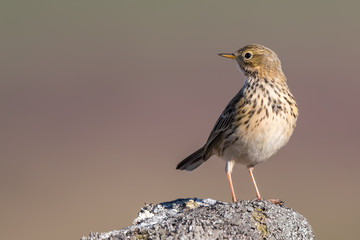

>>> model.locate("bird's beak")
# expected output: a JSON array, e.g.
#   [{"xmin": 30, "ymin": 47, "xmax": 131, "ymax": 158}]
[{"xmin": 218, "ymin": 53, "xmax": 236, "ymax": 59}]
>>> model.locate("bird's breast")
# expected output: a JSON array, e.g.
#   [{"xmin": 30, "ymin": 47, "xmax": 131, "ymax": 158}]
[{"xmin": 221, "ymin": 79, "xmax": 297, "ymax": 166}]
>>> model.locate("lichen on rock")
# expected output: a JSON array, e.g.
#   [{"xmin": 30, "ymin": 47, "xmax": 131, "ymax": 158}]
[{"xmin": 82, "ymin": 198, "xmax": 314, "ymax": 240}]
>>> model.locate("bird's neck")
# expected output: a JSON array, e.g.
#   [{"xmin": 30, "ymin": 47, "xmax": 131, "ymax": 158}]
[
  {"xmin": 245, "ymin": 75, "xmax": 286, "ymax": 88},
  {"xmin": 244, "ymin": 68, "xmax": 286, "ymax": 84}
]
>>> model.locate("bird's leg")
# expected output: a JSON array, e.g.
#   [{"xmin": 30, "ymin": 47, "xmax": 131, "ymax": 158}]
[
  {"xmin": 225, "ymin": 160, "xmax": 237, "ymax": 202},
  {"xmin": 248, "ymin": 166, "xmax": 262, "ymax": 200},
  {"xmin": 226, "ymin": 173, "xmax": 237, "ymax": 203},
  {"xmin": 248, "ymin": 166, "xmax": 284, "ymax": 205}
]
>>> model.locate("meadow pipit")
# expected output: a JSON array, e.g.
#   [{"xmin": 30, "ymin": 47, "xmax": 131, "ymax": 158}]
[{"xmin": 176, "ymin": 44, "xmax": 298, "ymax": 203}]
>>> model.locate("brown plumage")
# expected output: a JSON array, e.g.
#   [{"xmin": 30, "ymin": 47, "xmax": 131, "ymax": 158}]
[{"xmin": 176, "ymin": 44, "xmax": 298, "ymax": 202}]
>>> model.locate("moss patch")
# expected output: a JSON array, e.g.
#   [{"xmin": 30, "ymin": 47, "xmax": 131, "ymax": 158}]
[
  {"xmin": 252, "ymin": 208, "xmax": 269, "ymax": 238},
  {"xmin": 135, "ymin": 230, "xmax": 149, "ymax": 240}
]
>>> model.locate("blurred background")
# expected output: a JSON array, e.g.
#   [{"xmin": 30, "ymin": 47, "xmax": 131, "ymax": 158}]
[{"xmin": 1, "ymin": 1, "xmax": 360, "ymax": 239}]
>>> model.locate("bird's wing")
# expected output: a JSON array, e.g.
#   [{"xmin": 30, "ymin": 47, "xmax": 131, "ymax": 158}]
[{"xmin": 203, "ymin": 88, "xmax": 244, "ymax": 159}]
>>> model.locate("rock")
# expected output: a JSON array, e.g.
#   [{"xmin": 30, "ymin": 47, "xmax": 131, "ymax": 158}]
[{"xmin": 81, "ymin": 198, "xmax": 314, "ymax": 240}]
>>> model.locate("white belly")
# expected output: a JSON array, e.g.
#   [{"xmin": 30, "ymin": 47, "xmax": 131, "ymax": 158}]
[{"xmin": 222, "ymin": 116, "xmax": 293, "ymax": 167}]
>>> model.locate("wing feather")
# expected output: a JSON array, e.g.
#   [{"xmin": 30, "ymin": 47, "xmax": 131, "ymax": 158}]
[{"xmin": 203, "ymin": 88, "xmax": 244, "ymax": 159}]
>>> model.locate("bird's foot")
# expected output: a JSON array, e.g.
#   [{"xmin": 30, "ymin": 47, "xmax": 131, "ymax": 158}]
[
  {"xmin": 253, "ymin": 197, "xmax": 284, "ymax": 206},
  {"xmin": 266, "ymin": 198, "xmax": 284, "ymax": 206}
]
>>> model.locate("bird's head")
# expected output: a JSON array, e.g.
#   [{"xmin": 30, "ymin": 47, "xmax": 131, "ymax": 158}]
[{"xmin": 219, "ymin": 44, "xmax": 284, "ymax": 80}]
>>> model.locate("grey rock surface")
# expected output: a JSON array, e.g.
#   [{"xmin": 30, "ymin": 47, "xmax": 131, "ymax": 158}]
[{"xmin": 82, "ymin": 198, "xmax": 314, "ymax": 240}]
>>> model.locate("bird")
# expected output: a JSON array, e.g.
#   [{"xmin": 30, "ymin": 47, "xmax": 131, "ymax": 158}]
[{"xmin": 176, "ymin": 44, "xmax": 298, "ymax": 203}]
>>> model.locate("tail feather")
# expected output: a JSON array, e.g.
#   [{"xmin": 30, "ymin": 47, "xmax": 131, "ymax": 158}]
[{"xmin": 176, "ymin": 146, "xmax": 206, "ymax": 171}]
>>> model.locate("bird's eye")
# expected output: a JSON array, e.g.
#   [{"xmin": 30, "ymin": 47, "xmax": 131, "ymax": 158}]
[{"xmin": 244, "ymin": 52, "xmax": 252, "ymax": 59}]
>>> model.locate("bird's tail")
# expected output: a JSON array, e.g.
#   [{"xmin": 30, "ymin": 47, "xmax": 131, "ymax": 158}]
[{"xmin": 176, "ymin": 146, "xmax": 206, "ymax": 171}]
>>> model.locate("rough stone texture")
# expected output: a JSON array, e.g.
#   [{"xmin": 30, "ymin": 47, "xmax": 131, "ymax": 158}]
[{"xmin": 82, "ymin": 198, "xmax": 314, "ymax": 240}]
